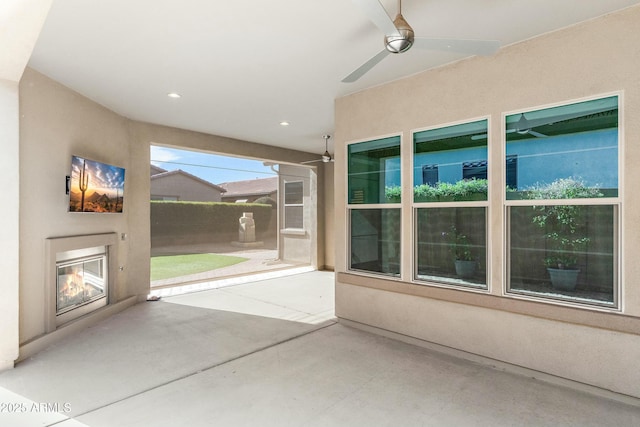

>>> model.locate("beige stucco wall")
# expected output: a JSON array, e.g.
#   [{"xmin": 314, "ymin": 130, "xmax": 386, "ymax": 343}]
[
  {"xmin": 279, "ymin": 164, "xmax": 317, "ymax": 266},
  {"xmin": 334, "ymin": 5, "xmax": 640, "ymax": 397},
  {"xmin": 323, "ymin": 163, "xmax": 335, "ymax": 270},
  {"xmin": 19, "ymin": 68, "xmax": 134, "ymax": 344}
]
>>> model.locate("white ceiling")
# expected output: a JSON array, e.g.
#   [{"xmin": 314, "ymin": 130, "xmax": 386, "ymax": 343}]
[{"xmin": 28, "ymin": 0, "xmax": 640, "ymax": 155}]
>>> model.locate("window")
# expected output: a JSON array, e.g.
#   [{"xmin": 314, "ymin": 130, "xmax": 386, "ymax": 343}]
[
  {"xmin": 506, "ymin": 95, "xmax": 619, "ymax": 307},
  {"xmin": 413, "ymin": 119, "xmax": 488, "ymax": 289},
  {"xmin": 415, "ymin": 207, "xmax": 486, "ymax": 288},
  {"xmin": 461, "ymin": 157, "xmax": 518, "ymax": 188},
  {"xmin": 350, "ymin": 209, "xmax": 401, "ymax": 276},
  {"xmin": 422, "ymin": 164, "xmax": 439, "ymax": 186},
  {"xmin": 284, "ymin": 181, "xmax": 304, "ymax": 229},
  {"xmin": 462, "ymin": 160, "xmax": 487, "ymax": 181},
  {"xmin": 348, "ymin": 136, "xmax": 401, "ymax": 276}
]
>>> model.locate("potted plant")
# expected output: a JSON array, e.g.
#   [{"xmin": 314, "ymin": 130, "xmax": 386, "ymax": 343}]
[
  {"xmin": 528, "ymin": 178, "xmax": 602, "ymax": 290},
  {"xmin": 443, "ymin": 226, "xmax": 476, "ymax": 278}
]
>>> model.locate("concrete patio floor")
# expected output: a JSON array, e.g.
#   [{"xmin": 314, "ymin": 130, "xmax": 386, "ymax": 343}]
[{"xmin": 1, "ymin": 270, "xmax": 639, "ymax": 427}]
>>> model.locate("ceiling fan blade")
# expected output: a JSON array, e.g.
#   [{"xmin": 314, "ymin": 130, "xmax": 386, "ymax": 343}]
[
  {"xmin": 508, "ymin": 106, "xmax": 616, "ymax": 132},
  {"xmin": 300, "ymin": 159, "xmax": 323, "ymax": 164},
  {"xmin": 528, "ymin": 130, "xmax": 548, "ymax": 138},
  {"xmin": 413, "ymin": 38, "xmax": 500, "ymax": 55},
  {"xmin": 342, "ymin": 49, "xmax": 390, "ymax": 83},
  {"xmin": 351, "ymin": 0, "xmax": 400, "ymax": 36}
]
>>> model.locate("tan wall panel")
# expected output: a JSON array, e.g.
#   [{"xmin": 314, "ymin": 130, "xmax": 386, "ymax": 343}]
[{"xmin": 334, "ymin": 5, "xmax": 640, "ymax": 397}]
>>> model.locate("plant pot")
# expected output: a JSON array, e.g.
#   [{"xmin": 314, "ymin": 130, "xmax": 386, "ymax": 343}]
[
  {"xmin": 455, "ymin": 260, "xmax": 476, "ymax": 278},
  {"xmin": 547, "ymin": 268, "xmax": 580, "ymax": 291}
]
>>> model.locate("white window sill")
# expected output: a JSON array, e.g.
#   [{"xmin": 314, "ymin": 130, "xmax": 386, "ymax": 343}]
[{"xmin": 280, "ymin": 228, "xmax": 306, "ymax": 236}]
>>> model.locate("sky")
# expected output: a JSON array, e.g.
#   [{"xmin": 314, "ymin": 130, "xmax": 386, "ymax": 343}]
[
  {"xmin": 150, "ymin": 146, "xmax": 277, "ymax": 184},
  {"xmin": 71, "ymin": 155, "xmax": 125, "ymax": 196}
]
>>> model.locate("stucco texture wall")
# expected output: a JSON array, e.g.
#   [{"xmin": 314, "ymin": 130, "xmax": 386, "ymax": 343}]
[
  {"xmin": 334, "ymin": 5, "xmax": 640, "ymax": 397},
  {"xmin": 19, "ymin": 68, "xmax": 134, "ymax": 343}
]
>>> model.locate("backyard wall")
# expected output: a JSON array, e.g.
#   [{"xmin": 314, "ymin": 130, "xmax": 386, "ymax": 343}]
[
  {"xmin": 150, "ymin": 201, "xmax": 273, "ymax": 247},
  {"xmin": 334, "ymin": 5, "xmax": 640, "ymax": 398}
]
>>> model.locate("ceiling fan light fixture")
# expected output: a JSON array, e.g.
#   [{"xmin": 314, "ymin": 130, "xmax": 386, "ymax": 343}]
[
  {"xmin": 515, "ymin": 113, "xmax": 530, "ymax": 134},
  {"xmin": 384, "ymin": 14, "xmax": 414, "ymax": 53}
]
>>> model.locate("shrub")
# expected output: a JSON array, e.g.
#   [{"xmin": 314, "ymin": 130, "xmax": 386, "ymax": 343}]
[
  {"xmin": 151, "ymin": 201, "xmax": 272, "ymax": 246},
  {"xmin": 253, "ymin": 196, "xmax": 277, "ymax": 208},
  {"xmin": 385, "ymin": 178, "xmax": 488, "ymax": 202},
  {"xmin": 527, "ymin": 178, "xmax": 603, "ymax": 268}
]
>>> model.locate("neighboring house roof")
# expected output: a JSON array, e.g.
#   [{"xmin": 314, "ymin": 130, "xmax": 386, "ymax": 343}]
[
  {"xmin": 150, "ymin": 164, "xmax": 168, "ymax": 175},
  {"xmin": 151, "ymin": 169, "xmax": 227, "ymax": 193},
  {"xmin": 218, "ymin": 177, "xmax": 277, "ymax": 198}
]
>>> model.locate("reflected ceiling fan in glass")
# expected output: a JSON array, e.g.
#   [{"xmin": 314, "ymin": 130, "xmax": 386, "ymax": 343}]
[{"xmin": 514, "ymin": 113, "xmax": 548, "ymax": 138}]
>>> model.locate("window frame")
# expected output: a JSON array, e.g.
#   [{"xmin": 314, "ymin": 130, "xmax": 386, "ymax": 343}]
[
  {"xmin": 346, "ymin": 133, "xmax": 403, "ymax": 279},
  {"xmin": 502, "ymin": 92, "xmax": 623, "ymax": 311},
  {"xmin": 410, "ymin": 116, "xmax": 492, "ymax": 292},
  {"xmin": 342, "ymin": 93, "xmax": 623, "ymax": 313},
  {"xmin": 283, "ymin": 180, "xmax": 304, "ymax": 230}
]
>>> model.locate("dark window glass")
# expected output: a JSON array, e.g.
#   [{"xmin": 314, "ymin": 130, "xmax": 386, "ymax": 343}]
[
  {"xmin": 415, "ymin": 207, "xmax": 487, "ymax": 289},
  {"xmin": 348, "ymin": 136, "xmax": 401, "ymax": 204},
  {"xmin": 350, "ymin": 209, "xmax": 401, "ymax": 276}
]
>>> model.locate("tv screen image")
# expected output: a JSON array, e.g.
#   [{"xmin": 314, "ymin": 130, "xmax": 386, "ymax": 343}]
[{"xmin": 69, "ymin": 156, "xmax": 125, "ymax": 213}]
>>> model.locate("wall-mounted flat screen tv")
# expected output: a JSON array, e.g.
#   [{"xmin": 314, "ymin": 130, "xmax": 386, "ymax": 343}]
[{"xmin": 69, "ymin": 156, "xmax": 125, "ymax": 213}]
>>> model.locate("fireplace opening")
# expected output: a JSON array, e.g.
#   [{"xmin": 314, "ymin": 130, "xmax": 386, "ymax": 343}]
[
  {"xmin": 52, "ymin": 243, "xmax": 109, "ymax": 326},
  {"xmin": 57, "ymin": 254, "xmax": 106, "ymax": 315}
]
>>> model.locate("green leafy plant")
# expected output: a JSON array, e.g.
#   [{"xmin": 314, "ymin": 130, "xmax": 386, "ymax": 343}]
[
  {"xmin": 442, "ymin": 226, "xmax": 474, "ymax": 261},
  {"xmin": 527, "ymin": 178, "xmax": 603, "ymax": 269},
  {"xmin": 385, "ymin": 178, "xmax": 488, "ymax": 203},
  {"xmin": 384, "ymin": 185, "xmax": 402, "ymax": 203}
]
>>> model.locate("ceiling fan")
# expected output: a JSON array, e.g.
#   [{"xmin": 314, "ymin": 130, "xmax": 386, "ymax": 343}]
[
  {"xmin": 471, "ymin": 114, "xmax": 547, "ymax": 140},
  {"xmin": 343, "ymin": 0, "xmax": 500, "ymax": 83},
  {"xmin": 302, "ymin": 135, "xmax": 334, "ymax": 164},
  {"xmin": 513, "ymin": 113, "xmax": 548, "ymax": 137}
]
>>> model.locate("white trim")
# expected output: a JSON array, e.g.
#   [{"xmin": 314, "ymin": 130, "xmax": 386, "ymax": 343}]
[
  {"xmin": 502, "ymin": 92, "xmax": 622, "ymax": 310},
  {"xmin": 345, "ymin": 133, "xmax": 403, "ymax": 277},
  {"xmin": 283, "ymin": 180, "xmax": 304, "ymax": 230},
  {"xmin": 409, "ymin": 116, "xmax": 492, "ymax": 293}
]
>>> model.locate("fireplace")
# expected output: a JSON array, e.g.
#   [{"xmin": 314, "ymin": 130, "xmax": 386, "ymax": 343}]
[
  {"xmin": 56, "ymin": 247, "xmax": 107, "ymax": 317},
  {"xmin": 46, "ymin": 233, "xmax": 118, "ymax": 331}
]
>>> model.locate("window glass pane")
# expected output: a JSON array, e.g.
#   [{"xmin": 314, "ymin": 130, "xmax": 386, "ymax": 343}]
[
  {"xmin": 348, "ymin": 136, "xmax": 401, "ymax": 204},
  {"xmin": 284, "ymin": 206, "xmax": 303, "ymax": 229},
  {"xmin": 413, "ymin": 120, "xmax": 488, "ymax": 203},
  {"xmin": 350, "ymin": 208, "xmax": 400, "ymax": 276},
  {"xmin": 415, "ymin": 207, "xmax": 487, "ymax": 289},
  {"xmin": 284, "ymin": 181, "xmax": 303, "ymax": 204},
  {"xmin": 509, "ymin": 205, "xmax": 616, "ymax": 306},
  {"xmin": 506, "ymin": 96, "xmax": 618, "ymax": 199}
]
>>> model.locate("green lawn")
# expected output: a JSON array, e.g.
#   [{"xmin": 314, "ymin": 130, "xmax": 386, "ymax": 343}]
[{"xmin": 150, "ymin": 253, "xmax": 248, "ymax": 281}]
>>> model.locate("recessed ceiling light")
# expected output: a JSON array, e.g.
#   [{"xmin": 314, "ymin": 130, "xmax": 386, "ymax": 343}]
[
  {"xmin": 167, "ymin": 92, "xmax": 181, "ymax": 99},
  {"xmin": 280, "ymin": 121, "xmax": 290, "ymax": 126}
]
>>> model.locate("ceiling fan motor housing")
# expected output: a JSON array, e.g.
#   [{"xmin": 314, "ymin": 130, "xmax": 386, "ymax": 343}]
[{"xmin": 384, "ymin": 14, "xmax": 414, "ymax": 53}]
